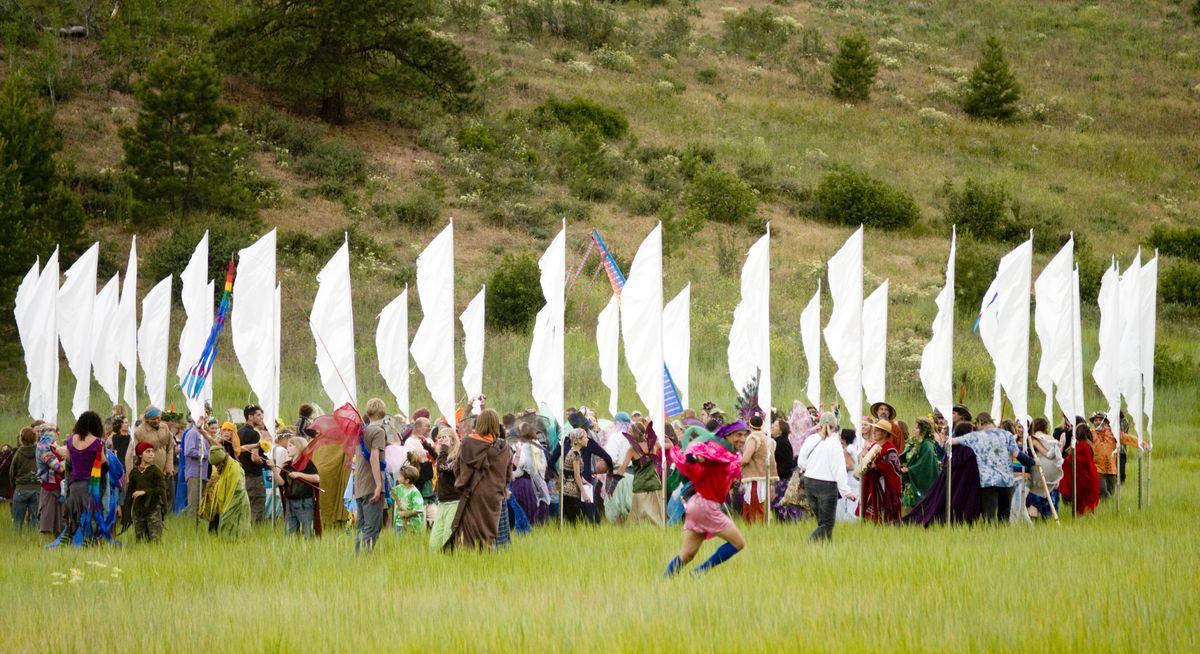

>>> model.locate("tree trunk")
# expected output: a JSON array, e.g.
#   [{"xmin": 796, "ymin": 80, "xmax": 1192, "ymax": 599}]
[{"xmin": 320, "ymin": 92, "xmax": 347, "ymax": 125}]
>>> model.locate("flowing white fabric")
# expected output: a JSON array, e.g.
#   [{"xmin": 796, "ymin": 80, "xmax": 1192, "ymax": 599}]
[
  {"xmin": 620, "ymin": 224, "xmax": 665, "ymax": 424},
  {"xmin": 22, "ymin": 251, "xmax": 59, "ymax": 422},
  {"xmin": 861, "ymin": 280, "xmax": 889, "ymax": 406},
  {"xmin": 596, "ymin": 295, "xmax": 620, "ymax": 418},
  {"xmin": 91, "ymin": 275, "xmax": 121, "ymax": 404},
  {"xmin": 15, "ymin": 258, "xmax": 41, "ymax": 415},
  {"xmin": 978, "ymin": 237, "xmax": 1032, "ymax": 422},
  {"xmin": 178, "ymin": 231, "xmax": 211, "ymax": 421},
  {"xmin": 376, "ymin": 288, "xmax": 410, "ymax": 416},
  {"xmin": 919, "ymin": 229, "xmax": 955, "ymax": 423},
  {"xmin": 1139, "ymin": 255, "xmax": 1158, "ymax": 445},
  {"xmin": 310, "ymin": 237, "xmax": 357, "ymax": 409},
  {"xmin": 138, "ymin": 276, "xmax": 172, "ymax": 410},
  {"xmin": 662, "ymin": 283, "xmax": 691, "ymax": 410},
  {"xmin": 58, "ymin": 243, "xmax": 99, "ymax": 418},
  {"xmin": 1034, "ymin": 237, "xmax": 1075, "ymax": 420},
  {"xmin": 233, "ymin": 229, "xmax": 278, "ymax": 434},
  {"xmin": 529, "ymin": 223, "xmax": 565, "ymax": 426},
  {"xmin": 799, "ymin": 282, "xmax": 822, "ymax": 410},
  {"xmin": 1118, "ymin": 251, "xmax": 1143, "ymax": 440},
  {"xmin": 824, "ymin": 227, "xmax": 863, "ymax": 435},
  {"xmin": 117, "ymin": 237, "xmax": 138, "ymax": 417},
  {"xmin": 1092, "ymin": 261, "xmax": 1122, "ymax": 428},
  {"xmin": 411, "ymin": 222, "xmax": 457, "ymax": 428},
  {"xmin": 460, "ymin": 286, "xmax": 486, "ymax": 406},
  {"xmin": 728, "ymin": 229, "xmax": 771, "ymax": 415}
]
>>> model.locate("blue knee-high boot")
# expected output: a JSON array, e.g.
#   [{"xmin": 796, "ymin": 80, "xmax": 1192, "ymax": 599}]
[
  {"xmin": 692, "ymin": 543, "xmax": 740, "ymax": 574},
  {"xmin": 663, "ymin": 556, "xmax": 684, "ymax": 578}
]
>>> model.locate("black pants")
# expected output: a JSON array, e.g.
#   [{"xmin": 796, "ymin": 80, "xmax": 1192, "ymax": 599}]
[
  {"xmin": 979, "ymin": 486, "xmax": 1014, "ymax": 522},
  {"xmin": 805, "ymin": 478, "xmax": 839, "ymax": 542},
  {"xmin": 563, "ymin": 495, "xmax": 584, "ymax": 524}
]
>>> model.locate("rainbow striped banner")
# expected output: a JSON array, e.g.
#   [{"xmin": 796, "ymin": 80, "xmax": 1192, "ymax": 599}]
[
  {"xmin": 180, "ymin": 259, "xmax": 235, "ymax": 401},
  {"xmin": 590, "ymin": 229, "xmax": 683, "ymax": 417}
]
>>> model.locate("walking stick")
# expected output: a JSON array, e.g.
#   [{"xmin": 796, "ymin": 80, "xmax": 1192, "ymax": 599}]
[
  {"xmin": 1027, "ymin": 435, "xmax": 1059, "ymax": 523},
  {"xmin": 1137, "ymin": 448, "xmax": 1143, "ymax": 510},
  {"xmin": 944, "ymin": 424, "xmax": 952, "ymax": 525},
  {"xmin": 1113, "ymin": 445, "xmax": 1120, "ymax": 515}
]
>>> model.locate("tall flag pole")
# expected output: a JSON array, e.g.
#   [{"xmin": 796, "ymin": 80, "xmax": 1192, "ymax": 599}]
[{"xmin": 181, "ymin": 260, "xmax": 235, "ymax": 405}]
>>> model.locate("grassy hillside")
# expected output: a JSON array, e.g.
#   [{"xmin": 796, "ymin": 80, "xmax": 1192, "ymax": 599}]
[{"xmin": 2, "ymin": 1, "xmax": 1199, "ymax": 437}]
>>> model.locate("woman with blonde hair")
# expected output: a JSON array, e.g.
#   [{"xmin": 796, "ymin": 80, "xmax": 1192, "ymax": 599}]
[
  {"xmin": 428, "ymin": 419, "xmax": 464, "ymax": 550},
  {"xmin": 561, "ymin": 429, "xmax": 589, "ymax": 524},
  {"xmin": 615, "ymin": 421, "xmax": 664, "ymax": 526},
  {"xmin": 447, "ymin": 409, "xmax": 513, "ymax": 550}
]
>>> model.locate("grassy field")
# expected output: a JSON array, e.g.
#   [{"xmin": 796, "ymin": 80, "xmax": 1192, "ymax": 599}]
[{"xmin": 3, "ymin": 413, "xmax": 1196, "ymax": 653}]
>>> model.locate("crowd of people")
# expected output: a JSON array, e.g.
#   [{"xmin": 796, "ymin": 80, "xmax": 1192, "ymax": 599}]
[{"xmin": 0, "ymin": 393, "xmax": 1149, "ymax": 564}]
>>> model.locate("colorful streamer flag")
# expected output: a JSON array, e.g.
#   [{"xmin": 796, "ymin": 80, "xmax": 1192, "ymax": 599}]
[
  {"xmin": 592, "ymin": 229, "xmax": 683, "ymax": 417},
  {"xmin": 181, "ymin": 260, "xmax": 235, "ymax": 404}
]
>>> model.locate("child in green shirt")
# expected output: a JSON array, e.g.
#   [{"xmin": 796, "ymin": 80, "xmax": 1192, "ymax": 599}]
[{"xmin": 393, "ymin": 465, "xmax": 425, "ymax": 534}]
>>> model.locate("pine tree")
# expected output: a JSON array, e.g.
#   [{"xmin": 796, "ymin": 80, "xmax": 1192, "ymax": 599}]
[
  {"xmin": 120, "ymin": 49, "xmax": 250, "ymax": 219},
  {"xmin": 960, "ymin": 36, "xmax": 1022, "ymax": 122},
  {"xmin": 829, "ymin": 32, "xmax": 878, "ymax": 102},
  {"xmin": 215, "ymin": 0, "xmax": 476, "ymax": 124},
  {"xmin": 0, "ymin": 76, "xmax": 84, "ymax": 323}
]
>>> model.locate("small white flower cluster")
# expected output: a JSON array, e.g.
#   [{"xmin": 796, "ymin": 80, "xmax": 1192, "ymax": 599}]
[
  {"xmin": 592, "ymin": 47, "xmax": 634, "ymax": 72},
  {"xmin": 918, "ymin": 107, "xmax": 951, "ymax": 127},
  {"xmin": 878, "ymin": 54, "xmax": 901, "ymax": 70},
  {"xmin": 566, "ymin": 60, "xmax": 594, "ymax": 75}
]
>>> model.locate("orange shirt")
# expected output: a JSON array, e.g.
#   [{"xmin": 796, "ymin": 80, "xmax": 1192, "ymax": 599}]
[{"xmin": 1092, "ymin": 427, "xmax": 1140, "ymax": 475}]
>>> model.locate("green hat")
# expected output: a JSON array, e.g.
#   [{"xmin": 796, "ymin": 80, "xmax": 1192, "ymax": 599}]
[{"xmin": 209, "ymin": 446, "xmax": 227, "ymax": 465}]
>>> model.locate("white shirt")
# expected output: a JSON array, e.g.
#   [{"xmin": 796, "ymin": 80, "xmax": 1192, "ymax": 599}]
[{"xmin": 799, "ymin": 435, "xmax": 851, "ymax": 497}]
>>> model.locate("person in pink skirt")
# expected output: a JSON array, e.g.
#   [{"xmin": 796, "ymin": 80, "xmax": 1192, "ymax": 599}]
[{"xmin": 662, "ymin": 422, "xmax": 748, "ymax": 577}]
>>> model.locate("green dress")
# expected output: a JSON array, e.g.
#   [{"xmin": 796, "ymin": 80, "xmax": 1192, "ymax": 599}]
[{"xmin": 901, "ymin": 438, "xmax": 939, "ymax": 508}]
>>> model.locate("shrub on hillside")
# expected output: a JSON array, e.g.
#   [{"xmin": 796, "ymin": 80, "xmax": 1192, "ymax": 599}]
[
  {"xmin": 942, "ymin": 178, "xmax": 1010, "ymax": 240},
  {"xmin": 953, "ymin": 237, "xmax": 1003, "ymax": 308},
  {"xmin": 960, "ymin": 36, "xmax": 1021, "ymax": 122},
  {"xmin": 1147, "ymin": 226, "xmax": 1200, "ymax": 262},
  {"xmin": 240, "ymin": 104, "xmax": 324, "ymax": 157},
  {"xmin": 374, "ymin": 191, "xmax": 441, "ymax": 229},
  {"xmin": 649, "ymin": 11, "xmax": 692, "ymax": 58},
  {"xmin": 721, "ymin": 7, "xmax": 795, "ymax": 60},
  {"xmin": 148, "ymin": 220, "xmax": 254, "ymax": 292},
  {"xmin": 830, "ymin": 32, "xmax": 877, "ymax": 102},
  {"xmin": 486, "ymin": 254, "xmax": 543, "ymax": 331},
  {"xmin": 661, "ymin": 204, "xmax": 706, "ymax": 257},
  {"xmin": 500, "ymin": 0, "xmax": 618, "ymax": 50},
  {"xmin": 533, "ymin": 96, "xmax": 628, "ymax": 140},
  {"xmin": 815, "ymin": 168, "xmax": 919, "ymax": 230},
  {"xmin": 684, "ymin": 165, "xmax": 758, "ymax": 225},
  {"xmin": 1161, "ymin": 260, "xmax": 1200, "ymax": 310}
]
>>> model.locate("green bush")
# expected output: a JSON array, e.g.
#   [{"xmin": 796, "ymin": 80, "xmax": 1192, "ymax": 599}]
[
  {"xmin": 240, "ymin": 104, "xmax": 325, "ymax": 156},
  {"xmin": 278, "ymin": 225, "xmax": 384, "ymax": 265},
  {"xmin": 147, "ymin": 220, "xmax": 254, "ymax": 292},
  {"xmin": 661, "ymin": 204, "xmax": 705, "ymax": 256},
  {"xmin": 649, "ymin": 11, "xmax": 691, "ymax": 58},
  {"xmin": 74, "ymin": 169, "xmax": 137, "ymax": 224},
  {"xmin": 953, "ymin": 237, "xmax": 1003, "ymax": 308},
  {"xmin": 960, "ymin": 36, "xmax": 1021, "ymax": 122},
  {"xmin": 374, "ymin": 190, "xmax": 441, "ymax": 229},
  {"xmin": 592, "ymin": 47, "xmax": 635, "ymax": 72},
  {"xmin": 533, "ymin": 96, "xmax": 628, "ymax": 140},
  {"xmin": 486, "ymin": 253, "xmax": 543, "ymax": 331},
  {"xmin": 684, "ymin": 165, "xmax": 758, "ymax": 225},
  {"xmin": 1161, "ymin": 260, "xmax": 1200, "ymax": 309},
  {"xmin": 815, "ymin": 168, "xmax": 919, "ymax": 230},
  {"xmin": 483, "ymin": 201, "xmax": 550, "ymax": 232},
  {"xmin": 500, "ymin": 0, "xmax": 618, "ymax": 50},
  {"xmin": 457, "ymin": 124, "xmax": 500, "ymax": 152},
  {"xmin": 697, "ymin": 67, "xmax": 719, "ymax": 84},
  {"xmin": 830, "ymin": 32, "xmax": 877, "ymax": 102},
  {"xmin": 721, "ymin": 7, "xmax": 795, "ymax": 60},
  {"xmin": 294, "ymin": 139, "xmax": 367, "ymax": 183},
  {"xmin": 1147, "ymin": 226, "xmax": 1200, "ymax": 262},
  {"xmin": 943, "ymin": 179, "xmax": 1010, "ymax": 240}
]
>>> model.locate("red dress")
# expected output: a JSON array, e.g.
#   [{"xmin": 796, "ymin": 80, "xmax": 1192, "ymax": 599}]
[
  {"xmin": 1060, "ymin": 440, "xmax": 1100, "ymax": 515},
  {"xmin": 859, "ymin": 440, "xmax": 903, "ymax": 523}
]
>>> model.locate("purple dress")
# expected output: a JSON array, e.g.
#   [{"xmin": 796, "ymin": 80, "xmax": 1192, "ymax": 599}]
[{"xmin": 902, "ymin": 444, "xmax": 982, "ymax": 527}]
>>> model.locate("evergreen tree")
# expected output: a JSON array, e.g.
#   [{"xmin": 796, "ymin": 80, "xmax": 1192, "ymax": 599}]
[
  {"xmin": 829, "ymin": 32, "xmax": 877, "ymax": 102},
  {"xmin": 486, "ymin": 254, "xmax": 542, "ymax": 332},
  {"xmin": 960, "ymin": 36, "xmax": 1021, "ymax": 122},
  {"xmin": 215, "ymin": 0, "xmax": 476, "ymax": 124},
  {"xmin": 120, "ymin": 49, "xmax": 250, "ymax": 219},
  {"xmin": 0, "ymin": 76, "xmax": 84, "ymax": 323}
]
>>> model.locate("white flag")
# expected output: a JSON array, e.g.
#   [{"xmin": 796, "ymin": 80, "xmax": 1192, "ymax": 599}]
[
  {"xmin": 233, "ymin": 229, "xmax": 278, "ymax": 434},
  {"xmin": 138, "ymin": 276, "xmax": 172, "ymax": 410},
  {"xmin": 862, "ymin": 280, "xmax": 889, "ymax": 406},
  {"xmin": 14, "ymin": 258, "xmax": 40, "ymax": 386},
  {"xmin": 1118, "ymin": 251, "xmax": 1143, "ymax": 440},
  {"xmin": 20, "ymin": 251, "xmax": 59, "ymax": 422},
  {"xmin": 1034, "ymin": 237, "xmax": 1075, "ymax": 420},
  {"xmin": 978, "ymin": 237, "xmax": 1032, "ymax": 422},
  {"xmin": 117, "ymin": 237, "xmax": 138, "ymax": 417},
  {"xmin": 411, "ymin": 222, "xmax": 457, "ymax": 427},
  {"xmin": 1092, "ymin": 261, "xmax": 1121, "ymax": 429},
  {"xmin": 178, "ymin": 232, "xmax": 211, "ymax": 421},
  {"xmin": 597, "ymin": 295, "xmax": 620, "ymax": 418},
  {"xmin": 529, "ymin": 222, "xmax": 565, "ymax": 426},
  {"xmin": 728, "ymin": 229, "xmax": 771, "ymax": 415},
  {"xmin": 91, "ymin": 276, "xmax": 122, "ymax": 404},
  {"xmin": 824, "ymin": 227, "xmax": 863, "ymax": 434},
  {"xmin": 58, "ymin": 243, "xmax": 99, "ymax": 418},
  {"xmin": 377, "ymin": 288, "xmax": 410, "ymax": 417},
  {"xmin": 799, "ymin": 282, "xmax": 822, "ymax": 410},
  {"xmin": 662, "ymin": 283, "xmax": 691, "ymax": 410},
  {"xmin": 1139, "ymin": 255, "xmax": 1158, "ymax": 445},
  {"xmin": 919, "ymin": 229, "xmax": 955, "ymax": 423},
  {"xmin": 311, "ymin": 236, "xmax": 357, "ymax": 409},
  {"xmin": 460, "ymin": 286, "xmax": 486, "ymax": 407},
  {"xmin": 620, "ymin": 223, "xmax": 665, "ymax": 424}
]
